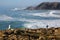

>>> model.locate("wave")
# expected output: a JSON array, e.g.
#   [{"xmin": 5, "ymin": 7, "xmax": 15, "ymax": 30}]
[
  {"xmin": 26, "ymin": 10, "xmax": 60, "ymax": 18},
  {"xmin": 23, "ymin": 19, "xmax": 60, "ymax": 29},
  {"xmin": 0, "ymin": 15, "xmax": 60, "ymax": 29},
  {"xmin": 0, "ymin": 15, "xmax": 14, "ymax": 21},
  {"xmin": 16, "ymin": 18, "xmax": 60, "ymax": 29},
  {"xmin": 0, "ymin": 10, "xmax": 60, "ymax": 29},
  {"xmin": 11, "ymin": 8, "xmax": 25, "ymax": 11}
]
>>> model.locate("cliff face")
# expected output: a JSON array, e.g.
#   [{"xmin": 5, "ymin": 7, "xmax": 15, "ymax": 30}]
[{"xmin": 26, "ymin": 2, "xmax": 60, "ymax": 10}]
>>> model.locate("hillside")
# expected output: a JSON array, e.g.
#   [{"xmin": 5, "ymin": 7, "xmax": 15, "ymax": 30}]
[{"xmin": 26, "ymin": 2, "xmax": 60, "ymax": 10}]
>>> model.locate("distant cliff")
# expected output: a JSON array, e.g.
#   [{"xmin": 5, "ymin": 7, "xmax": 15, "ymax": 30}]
[
  {"xmin": 25, "ymin": 6, "xmax": 35, "ymax": 10},
  {"xmin": 26, "ymin": 2, "xmax": 60, "ymax": 10}
]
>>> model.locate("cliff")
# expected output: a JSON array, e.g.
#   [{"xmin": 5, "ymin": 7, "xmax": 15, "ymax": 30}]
[
  {"xmin": 25, "ymin": 6, "xmax": 35, "ymax": 10},
  {"xmin": 26, "ymin": 2, "xmax": 60, "ymax": 10}
]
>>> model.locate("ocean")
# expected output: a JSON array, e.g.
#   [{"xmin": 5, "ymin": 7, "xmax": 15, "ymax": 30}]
[{"xmin": 0, "ymin": 8, "xmax": 60, "ymax": 30}]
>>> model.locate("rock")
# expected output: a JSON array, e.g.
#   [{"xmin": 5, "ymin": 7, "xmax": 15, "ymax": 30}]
[
  {"xmin": 3, "ymin": 30, "xmax": 14, "ymax": 35},
  {"xmin": 26, "ymin": 2, "xmax": 60, "ymax": 10},
  {"xmin": 25, "ymin": 6, "xmax": 35, "ymax": 10},
  {"xmin": 0, "ymin": 27, "xmax": 60, "ymax": 40}
]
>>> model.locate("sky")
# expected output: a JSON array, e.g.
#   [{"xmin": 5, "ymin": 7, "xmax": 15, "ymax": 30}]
[{"xmin": 0, "ymin": 0, "xmax": 60, "ymax": 8}]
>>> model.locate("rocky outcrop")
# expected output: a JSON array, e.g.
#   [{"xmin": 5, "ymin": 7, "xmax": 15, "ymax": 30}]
[
  {"xmin": 26, "ymin": 2, "xmax": 60, "ymax": 10},
  {"xmin": 26, "ymin": 6, "xmax": 35, "ymax": 10},
  {"xmin": 0, "ymin": 27, "xmax": 60, "ymax": 40}
]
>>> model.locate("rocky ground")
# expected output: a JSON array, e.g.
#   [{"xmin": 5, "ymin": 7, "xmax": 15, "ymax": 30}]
[{"xmin": 0, "ymin": 27, "xmax": 60, "ymax": 40}]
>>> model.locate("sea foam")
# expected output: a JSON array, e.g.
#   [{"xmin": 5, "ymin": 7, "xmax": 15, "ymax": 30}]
[
  {"xmin": 29, "ymin": 11, "xmax": 60, "ymax": 18},
  {"xmin": 0, "ymin": 15, "xmax": 13, "ymax": 21},
  {"xmin": 23, "ymin": 19, "xmax": 60, "ymax": 29}
]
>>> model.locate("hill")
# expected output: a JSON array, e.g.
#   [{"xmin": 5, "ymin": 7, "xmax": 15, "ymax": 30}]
[{"xmin": 26, "ymin": 2, "xmax": 60, "ymax": 10}]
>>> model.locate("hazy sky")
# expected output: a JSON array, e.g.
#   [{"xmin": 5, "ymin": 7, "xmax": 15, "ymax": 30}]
[{"xmin": 0, "ymin": 0, "xmax": 60, "ymax": 8}]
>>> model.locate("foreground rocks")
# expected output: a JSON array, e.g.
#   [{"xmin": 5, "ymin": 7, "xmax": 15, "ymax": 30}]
[
  {"xmin": 0, "ymin": 27, "xmax": 60, "ymax": 40},
  {"xmin": 26, "ymin": 2, "xmax": 60, "ymax": 10}
]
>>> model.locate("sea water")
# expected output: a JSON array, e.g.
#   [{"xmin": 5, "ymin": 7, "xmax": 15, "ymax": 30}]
[{"xmin": 0, "ymin": 8, "xmax": 60, "ymax": 30}]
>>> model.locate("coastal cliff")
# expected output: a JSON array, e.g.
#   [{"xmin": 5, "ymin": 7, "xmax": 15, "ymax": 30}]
[{"xmin": 26, "ymin": 2, "xmax": 60, "ymax": 10}]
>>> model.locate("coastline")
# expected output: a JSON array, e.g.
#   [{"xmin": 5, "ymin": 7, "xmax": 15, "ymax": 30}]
[{"xmin": 0, "ymin": 27, "xmax": 60, "ymax": 40}]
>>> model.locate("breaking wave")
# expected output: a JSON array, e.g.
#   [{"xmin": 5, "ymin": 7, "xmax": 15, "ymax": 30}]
[
  {"xmin": 23, "ymin": 19, "xmax": 60, "ymax": 29},
  {"xmin": 11, "ymin": 8, "xmax": 25, "ymax": 11},
  {"xmin": 0, "ymin": 15, "xmax": 14, "ymax": 21},
  {"xmin": 28, "ymin": 10, "xmax": 60, "ymax": 18},
  {"xmin": 0, "ymin": 10, "xmax": 60, "ymax": 29},
  {"xmin": 19, "ymin": 10, "xmax": 60, "ymax": 29}
]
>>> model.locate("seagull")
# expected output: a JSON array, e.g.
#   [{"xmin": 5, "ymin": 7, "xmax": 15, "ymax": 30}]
[{"xmin": 8, "ymin": 25, "xmax": 11, "ymax": 30}]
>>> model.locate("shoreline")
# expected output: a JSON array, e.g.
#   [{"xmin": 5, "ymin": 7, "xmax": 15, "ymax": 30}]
[{"xmin": 0, "ymin": 27, "xmax": 60, "ymax": 40}]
